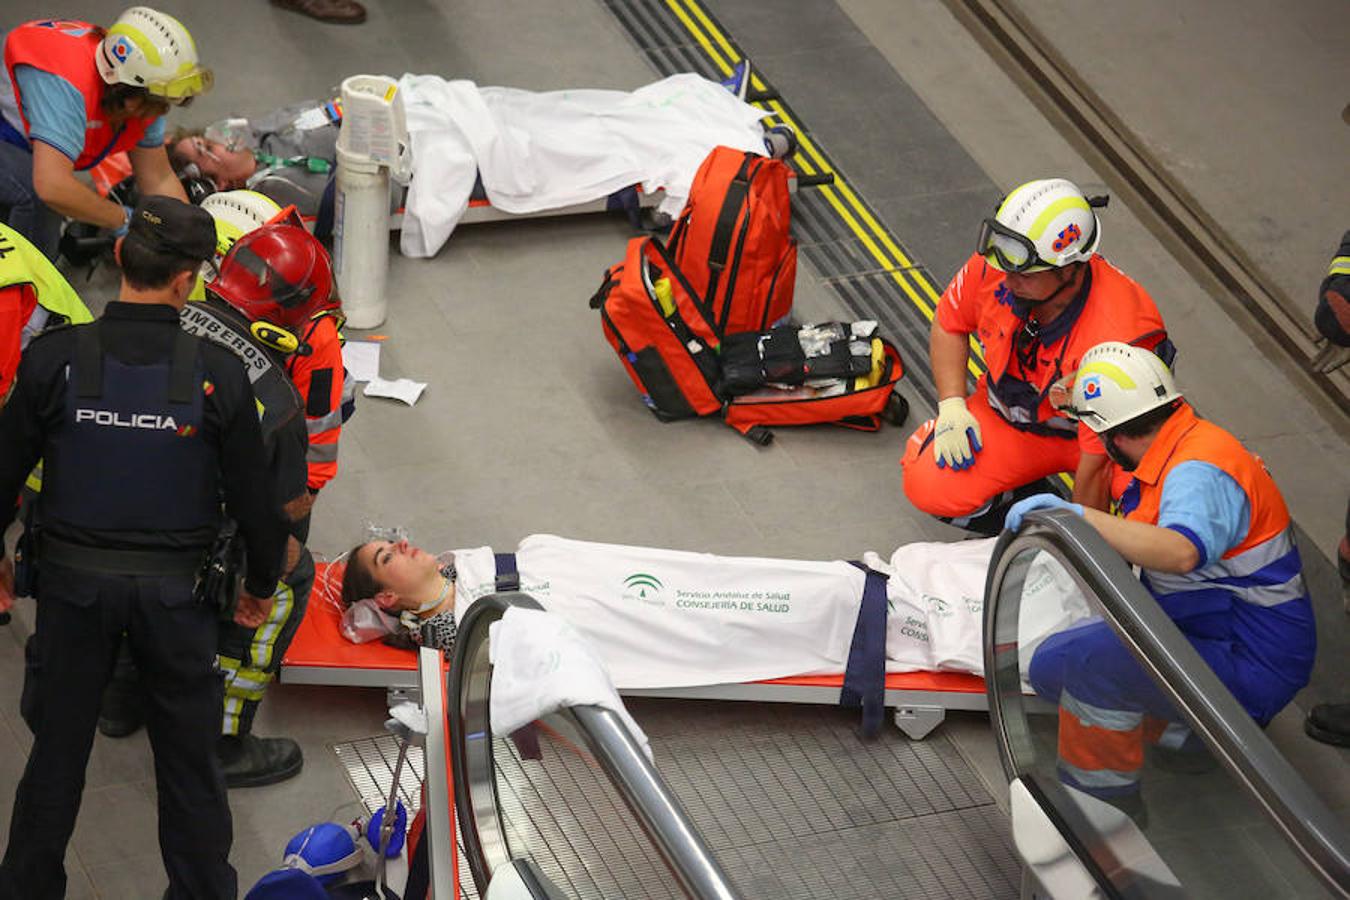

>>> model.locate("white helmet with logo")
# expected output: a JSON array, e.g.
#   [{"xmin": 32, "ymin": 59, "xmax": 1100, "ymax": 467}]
[
  {"xmin": 97, "ymin": 7, "xmax": 213, "ymax": 103},
  {"xmin": 977, "ymin": 178, "xmax": 1104, "ymax": 273},
  {"xmin": 201, "ymin": 190, "xmax": 283, "ymax": 259},
  {"xmin": 1071, "ymin": 341, "xmax": 1181, "ymax": 433}
]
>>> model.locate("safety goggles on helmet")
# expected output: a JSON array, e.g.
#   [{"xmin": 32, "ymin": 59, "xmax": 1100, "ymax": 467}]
[
  {"xmin": 144, "ymin": 67, "xmax": 213, "ymax": 103},
  {"xmin": 976, "ymin": 217, "xmax": 1052, "ymax": 273}
]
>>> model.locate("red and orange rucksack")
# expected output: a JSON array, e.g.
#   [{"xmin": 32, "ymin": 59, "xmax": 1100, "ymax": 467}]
[{"xmin": 667, "ymin": 146, "xmax": 796, "ymax": 334}]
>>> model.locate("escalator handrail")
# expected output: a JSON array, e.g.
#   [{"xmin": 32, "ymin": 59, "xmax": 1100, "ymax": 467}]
[
  {"xmin": 447, "ymin": 591, "xmax": 742, "ymax": 900},
  {"xmin": 984, "ymin": 509, "xmax": 1350, "ymax": 896}
]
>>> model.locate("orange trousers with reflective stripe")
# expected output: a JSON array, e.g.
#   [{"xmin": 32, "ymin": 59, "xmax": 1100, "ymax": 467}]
[{"xmin": 900, "ymin": 383, "xmax": 1081, "ymax": 519}]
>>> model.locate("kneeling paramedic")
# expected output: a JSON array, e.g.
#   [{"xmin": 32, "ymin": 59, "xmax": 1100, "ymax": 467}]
[
  {"xmin": 0, "ymin": 196, "xmax": 285, "ymax": 898},
  {"xmin": 901, "ymin": 178, "xmax": 1175, "ymax": 533},
  {"xmin": 1008, "ymin": 341, "xmax": 1315, "ymax": 818},
  {"xmin": 0, "ymin": 8, "xmax": 212, "ymax": 258}
]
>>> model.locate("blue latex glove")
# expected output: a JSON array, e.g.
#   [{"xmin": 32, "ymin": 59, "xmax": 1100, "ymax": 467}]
[
  {"xmin": 111, "ymin": 204, "xmax": 133, "ymax": 238},
  {"xmin": 1004, "ymin": 494, "xmax": 1084, "ymax": 532}
]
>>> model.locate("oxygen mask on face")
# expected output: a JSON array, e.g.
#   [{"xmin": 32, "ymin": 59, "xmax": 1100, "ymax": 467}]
[
  {"xmin": 340, "ymin": 597, "xmax": 402, "ymax": 644},
  {"xmin": 203, "ymin": 118, "xmax": 255, "ymax": 152}
]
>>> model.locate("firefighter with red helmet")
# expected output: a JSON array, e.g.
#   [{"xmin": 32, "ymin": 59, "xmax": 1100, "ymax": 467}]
[
  {"xmin": 212, "ymin": 216, "xmax": 353, "ymax": 494},
  {"xmin": 205, "ymin": 221, "xmax": 352, "ymax": 785}
]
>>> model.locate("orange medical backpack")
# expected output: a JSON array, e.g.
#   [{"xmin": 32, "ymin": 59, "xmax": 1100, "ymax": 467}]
[
  {"xmin": 591, "ymin": 236, "xmax": 724, "ymax": 421},
  {"xmin": 591, "ymin": 237, "xmax": 909, "ymax": 444},
  {"xmin": 667, "ymin": 146, "xmax": 796, "ymax": 334}
]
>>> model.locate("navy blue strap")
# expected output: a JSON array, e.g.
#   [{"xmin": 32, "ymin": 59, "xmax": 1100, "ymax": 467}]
[
  {"xmin": 842, "ymin": 562, "xmax": 889, "ymax": 737},
  {"xmin": 494, "ymin": 552, "xmax": 519, "ymax": 593}
]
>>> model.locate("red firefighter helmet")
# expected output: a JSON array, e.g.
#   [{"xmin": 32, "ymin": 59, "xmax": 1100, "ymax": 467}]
[{"xmin": 207, "ymin": 222, "xmax": 336, "ymax": 330}]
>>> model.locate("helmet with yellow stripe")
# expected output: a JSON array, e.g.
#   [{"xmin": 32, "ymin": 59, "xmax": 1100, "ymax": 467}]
[
  {"xmin": 976, "ymin": 178, "xmax": 1104, "ymax": 273},
  {"xmin": 201, "ymin": 190, "xmax": 283, "ymax": 260},
  {"xmin": 1070, "ymin": 341, "xmax": 1181, "ymax": 433},
  {"xmin": 97, "ymin": 7, "xmax": 213, "ymax": 103}
]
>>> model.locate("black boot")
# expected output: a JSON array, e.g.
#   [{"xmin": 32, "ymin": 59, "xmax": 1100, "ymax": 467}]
[
  {"xmin": 218, "ymin": 734, "xmax": 304, "ymax": 788},
  {"xmin": 1305, "ymin": 702, "xmax": 1350, "ymax": 748}
]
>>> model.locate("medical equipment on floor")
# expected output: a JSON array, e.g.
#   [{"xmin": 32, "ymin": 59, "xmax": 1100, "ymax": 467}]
[
  {"xmin": 246, "ymin": 707, "xmax": 422, "ymax": 898},
  {"xmin": 334, "ymin": 74, "xmax": 412, "ymax": 329},
  {"xmin": 591, "ymin": 233, "xmax": 908, "ymax": 443}
]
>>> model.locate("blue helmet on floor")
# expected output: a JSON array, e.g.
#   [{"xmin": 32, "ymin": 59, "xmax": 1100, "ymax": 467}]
[{"xmin": 245, "ymin": 821, "xmax": 365, "ymax": 898}]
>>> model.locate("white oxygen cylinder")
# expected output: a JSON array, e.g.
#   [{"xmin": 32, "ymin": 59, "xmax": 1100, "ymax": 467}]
[
  {"xmin": 334, "ymin": 146, "xmax": 388, "ymax": 328},
  {"xmin": 333, "ymin": 75, "xmax": 411, "ymax": 329}
]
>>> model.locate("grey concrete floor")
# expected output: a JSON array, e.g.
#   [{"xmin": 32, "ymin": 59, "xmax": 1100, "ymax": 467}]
[{"xmin": 0, "ymin": 0, "xmax": 1346, "ymax": 895}]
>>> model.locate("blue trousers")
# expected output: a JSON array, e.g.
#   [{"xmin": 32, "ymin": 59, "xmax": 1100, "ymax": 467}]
[
  {"xmin": 0, "ymin": 141, "xmax": 61, "ymax": 260},
  {"xmin": 1027, "ymin": 618, "xmax": 1241, "ymax": 797}
]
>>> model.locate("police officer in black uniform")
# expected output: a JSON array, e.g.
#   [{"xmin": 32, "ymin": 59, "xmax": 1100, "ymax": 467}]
[{"xmin": 0, "ymin": 196, "xmax": 286, "ymax": 899}]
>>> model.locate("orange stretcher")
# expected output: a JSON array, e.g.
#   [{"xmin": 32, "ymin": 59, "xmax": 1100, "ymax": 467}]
[{"xmin": 281, "ymin": 563, "xmax": 988, "ymax": 739}]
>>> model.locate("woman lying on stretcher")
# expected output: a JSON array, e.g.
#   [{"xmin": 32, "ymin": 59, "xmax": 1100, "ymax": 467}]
[
  {"xmin": 333, "ymin": 531, "xmax": 1092, "ymax": 691},
  {"xmin": 340, "ymin": 539, "xmax": 459, "ymax": 652}
]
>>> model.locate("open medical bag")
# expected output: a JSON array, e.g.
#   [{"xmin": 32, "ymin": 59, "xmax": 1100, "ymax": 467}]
[
  {"xmin": 721, "ymin": 324, "xmax": 907, "ymax": 441},
  {"xmin": 666, "ymin": 145, "xmax": 796, "ymax": 334},
  {"xmin": 591, "ymin": 237, "xmax": 908, "ymax": 444}
]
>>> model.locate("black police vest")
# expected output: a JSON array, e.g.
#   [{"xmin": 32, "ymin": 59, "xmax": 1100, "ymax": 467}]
[
  {"xmin": 179, "ymin": 297, "xmax": 304, "ymax": 455},
  {"xmin": 42, "ymin": 322, "xmax": 221, "ymax": 533}
]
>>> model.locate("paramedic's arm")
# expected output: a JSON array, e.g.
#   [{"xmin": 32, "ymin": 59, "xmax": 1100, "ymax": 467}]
[
  {"xmin": 1071, "ymin": 452, "xmax": 1112, "ymax": 510},
  {"xmin": 128, "ymin": 143, "xmax": 188, "ymax": 203},
  {"xmin": 1071, "ymin": 412, "xmax": 1112, "ymax": 510},
  {"xmin": 930, "ymin": 255, "xmax": 982, "ymax": 401},
  {"xmin": 930, "ymin": 321, "xmax": 971, "ymax": 401},
  {"xmin": 1082, "ymin": 509, "xmax": 1199, "ymax": 574},
  {"xmin": 30, "ymin": 142, "xmax": 127, "ymax": 229},
  {"xmin": 1083, "ymin": 461, "xmax": 1248, "ymax": 574}
]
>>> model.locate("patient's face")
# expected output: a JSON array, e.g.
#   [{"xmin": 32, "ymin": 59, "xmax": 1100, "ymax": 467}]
[
  {"xmin": 357, "ymin": 539, "xmax": 440, "ymax": 607},
  {"xmin": 173, "ymin": 136, "xmax": 256, "ymax": 189}
]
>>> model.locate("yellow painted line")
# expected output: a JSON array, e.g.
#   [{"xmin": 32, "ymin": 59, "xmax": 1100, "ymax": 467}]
[
  {"xmin": 664, "ymin": 0, "xmax": 987, "ymax": 378},
  {"xmin": 664, "ymin": 0, "xmax": 733, "ymax": 74},
  {"xmin": 672, "ymin": 0, "xmax": 946, "ymax": 305}
]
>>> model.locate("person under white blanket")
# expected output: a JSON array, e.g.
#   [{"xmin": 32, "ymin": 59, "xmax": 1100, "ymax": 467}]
[
  {"xmin": 337, "ymin": 533, "xmax": 1093, "ymax": 689},
  {"xmin": 397, "ymin": 73, "xmax": 776, "ymax": 257}
]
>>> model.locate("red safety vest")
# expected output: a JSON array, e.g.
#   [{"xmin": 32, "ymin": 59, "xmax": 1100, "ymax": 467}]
[
  {"xmin": 937, "ymin": 253, "xmax": 1170, "ymax": 437},
  {"xmin": 4, "ymin": 19, "xmax": 152, "ymax": 171}
]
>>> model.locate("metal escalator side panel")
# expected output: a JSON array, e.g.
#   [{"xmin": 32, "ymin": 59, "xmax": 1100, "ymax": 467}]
[
  {"xmin": 418, "ymin": 644, "xmax": 459, "ymax": 899},
  {"xmin": 985, "ymin": 509, "xmax": 1350, "ymax": 899}
]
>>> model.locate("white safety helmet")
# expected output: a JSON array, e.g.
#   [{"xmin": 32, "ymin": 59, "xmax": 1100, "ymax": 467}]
[
  {"xmin": 976, "ymin": 178, "xmax": 1104, "ymax": 273},
  {"xmin": 1071, "ymin": 341, "xmax": 1181, "ymax": 433},
  {"xmin": 97, "ymin": 7, "xmax": 213, "ymax": 103},
  {"xmin": 201, "ymin": 190, "xmax": 282, "ymax": 259}
]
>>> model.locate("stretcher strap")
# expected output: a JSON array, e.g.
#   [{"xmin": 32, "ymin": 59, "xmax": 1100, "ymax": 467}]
[
  {"xmin": 494, "ymin": 552, "xmax": 520, "ymax": 593},
  {"xmin": 842, "ymin": 562, "xmax": 888, "ymax": 737}
]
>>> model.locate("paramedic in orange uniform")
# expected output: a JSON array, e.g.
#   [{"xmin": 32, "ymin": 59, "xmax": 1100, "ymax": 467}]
[{"xmin": 901, "ymin": 178, "xmax": 1175, "ymax": 534}]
